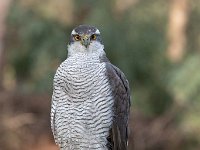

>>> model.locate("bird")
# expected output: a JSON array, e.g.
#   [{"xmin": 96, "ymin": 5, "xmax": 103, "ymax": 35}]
[{"xmin": 51, "ymin": 25, "xmax": 130, "ymax": 150}]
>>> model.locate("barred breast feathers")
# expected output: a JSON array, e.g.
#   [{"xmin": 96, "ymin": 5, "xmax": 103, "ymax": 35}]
[{"xmin": 51, "ymin": 52, "xmax": 114, "ymax": 149}]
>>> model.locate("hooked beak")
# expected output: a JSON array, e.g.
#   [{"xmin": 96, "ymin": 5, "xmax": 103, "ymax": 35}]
[{"xmin": 81, "ymin": 34, "xmax": 90, "ymax": 48}]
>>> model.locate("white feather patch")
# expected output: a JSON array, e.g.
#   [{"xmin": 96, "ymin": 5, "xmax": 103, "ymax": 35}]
[
  {"xmin": 71, "ymin": 30, "xmax": 77, "ymax": 35},
  {"xmin": 95, "ymin": 29, "xmax": 100, "ymax": 34}
]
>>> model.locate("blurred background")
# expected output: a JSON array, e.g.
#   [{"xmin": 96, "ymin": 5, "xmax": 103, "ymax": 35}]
[{"xmin": 0, "ymin": 0, "xmax": 200, "ymax": 149}]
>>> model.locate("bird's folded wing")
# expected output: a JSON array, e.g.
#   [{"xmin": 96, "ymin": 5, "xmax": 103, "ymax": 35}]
[{"xmin": 105, "ymin": 63, "xmax": 131, "ymax": 150}]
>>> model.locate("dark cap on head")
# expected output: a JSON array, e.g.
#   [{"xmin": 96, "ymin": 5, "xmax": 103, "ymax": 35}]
[{"xmin": 73, "ymin": 25, "xmax": 98, "ymax": 35}]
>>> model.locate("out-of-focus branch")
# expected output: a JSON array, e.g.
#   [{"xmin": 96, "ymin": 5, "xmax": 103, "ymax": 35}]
[
  {"xmin": 0, "ymin": 0, "xmax": 12, "ymax": 90},
  {"xmin": 167, "ymin": 0, "xmax": 190, "ymax": 63}
]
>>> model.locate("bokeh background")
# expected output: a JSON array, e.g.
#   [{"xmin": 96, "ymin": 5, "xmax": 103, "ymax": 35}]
[{"xmin": 0, "ymin": 0, "xmax": 200, "ymax": 150}]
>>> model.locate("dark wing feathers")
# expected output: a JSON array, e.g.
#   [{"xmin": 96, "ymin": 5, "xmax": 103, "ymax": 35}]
[{"xmin": 105, "ymin": 63, "xmax": 131, "ymax": 150}]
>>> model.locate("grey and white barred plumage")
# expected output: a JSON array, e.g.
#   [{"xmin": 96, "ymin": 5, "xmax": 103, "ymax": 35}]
[{"xmin": 51, "ymin": 25, "xmax": 130, "ymax": 150}]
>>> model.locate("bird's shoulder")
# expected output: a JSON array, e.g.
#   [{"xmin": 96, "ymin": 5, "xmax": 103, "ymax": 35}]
[{"xmin": 105, "ymin": 62, "xmax": 130, "ymax": 94}]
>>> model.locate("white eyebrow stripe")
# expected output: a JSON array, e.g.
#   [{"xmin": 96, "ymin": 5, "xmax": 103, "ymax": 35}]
[
  {"xmin": 71, "ymin": 30, "xmax": 77, "ymax": 35},
  {"xmin": 95, "ymin": 29, "xmax": 100, "ymax": 34}
]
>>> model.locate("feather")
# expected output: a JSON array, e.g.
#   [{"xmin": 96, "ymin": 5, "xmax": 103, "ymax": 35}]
[{"xmin": 105, "ymin": 63, "xmax": 131, "ymax": 150}]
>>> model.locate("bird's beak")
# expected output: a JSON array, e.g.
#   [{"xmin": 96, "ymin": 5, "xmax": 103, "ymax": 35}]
[{"xmin": 81, "ymin": 34, "xmax": 90, "ymax": 48}]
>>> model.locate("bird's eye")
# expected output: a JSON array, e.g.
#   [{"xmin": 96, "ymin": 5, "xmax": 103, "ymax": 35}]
[
  {"xmin": 74, "ymin": 35, "xmax": 81, "ymax": 41},
  {"xmin": 91, "ymin": 34, "xmax": 97, "ymax": 40}
]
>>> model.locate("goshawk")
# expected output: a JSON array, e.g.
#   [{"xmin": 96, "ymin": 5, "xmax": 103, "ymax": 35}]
[{"xmin": 51, "ymin": 25, "xmax": 130, "ymax": 150}]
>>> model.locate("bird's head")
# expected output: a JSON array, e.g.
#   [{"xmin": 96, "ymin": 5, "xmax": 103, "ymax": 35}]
[{"xmin": 68, "ymin": 25, "xmax": 104, "ymax": 56}]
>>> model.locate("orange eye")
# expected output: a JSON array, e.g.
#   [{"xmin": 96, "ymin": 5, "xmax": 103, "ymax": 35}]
[
  {"xmin": 91, "ymin": 34, "xmax": 97, "ymax": 40},
  {"xmin": 74, "ymin": 35, "xmax": 81, "ymax": 41}
]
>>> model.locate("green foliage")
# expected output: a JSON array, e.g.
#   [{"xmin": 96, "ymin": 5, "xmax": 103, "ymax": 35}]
[
  {"xmin": 168, "ymin": 55, "xmax": 200, "ymax": 103},
  {"xmin": 7, "ymin": 3, "xmax": 69, "ymax": 92}
]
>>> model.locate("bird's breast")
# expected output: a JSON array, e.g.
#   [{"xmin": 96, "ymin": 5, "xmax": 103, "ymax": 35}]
[
  {"xmin": 63, "ymin": 62, "xmax": 107, "ymax": 100},
  {"xmin": 55, "ymin": 59, "xmax": 114, "ymax": 149}
]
